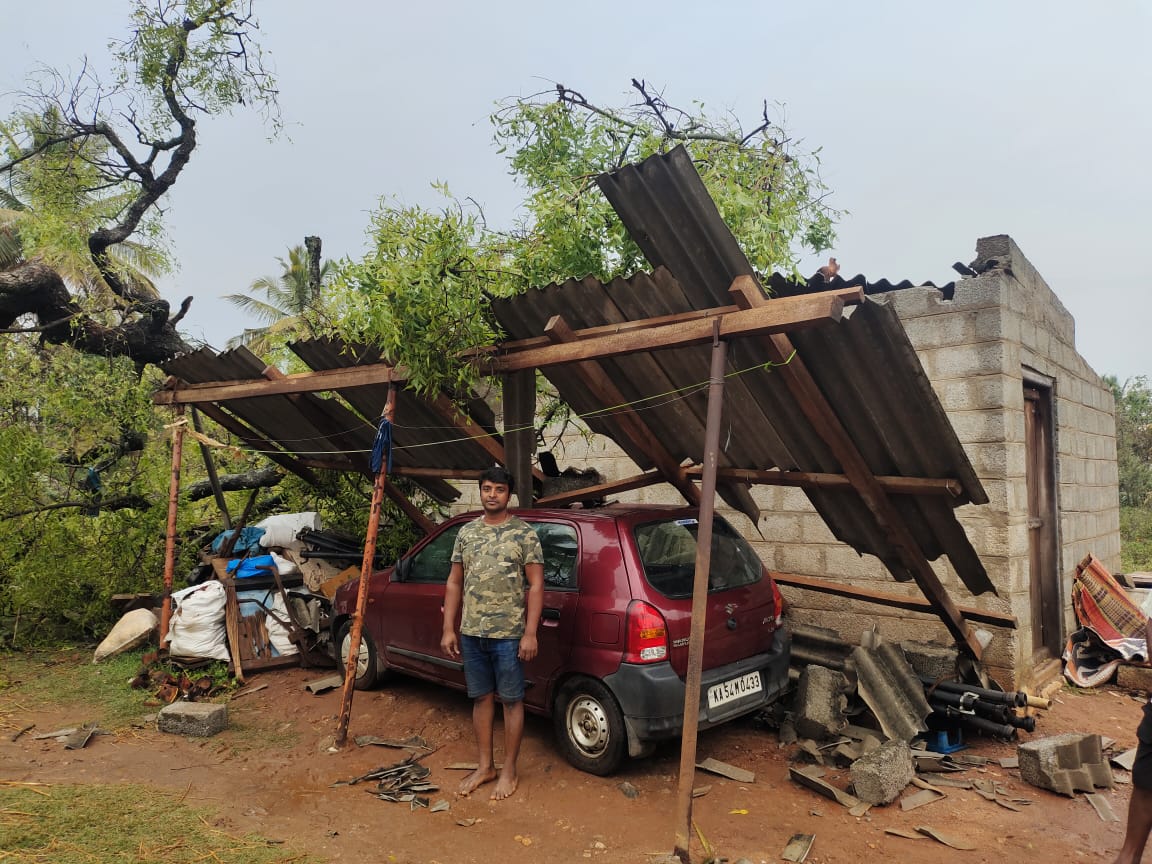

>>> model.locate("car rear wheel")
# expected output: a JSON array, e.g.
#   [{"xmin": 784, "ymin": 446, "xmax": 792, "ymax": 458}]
[
  {"xmin": 553, "ymin": 677, "xmax": 626, "ymax": 776},
  {"xmin": 338, "ymin": 621, "xmax": 382, "ymax": 690}
]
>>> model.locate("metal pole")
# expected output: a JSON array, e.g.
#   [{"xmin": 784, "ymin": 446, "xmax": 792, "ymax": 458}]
[
  {"xmin": 673, "ymin": 324, "xmax": 727, "ymax": 863},
  {"xmin": 158, "ymin": 405, "xmax": 186, "ymax": 649},
  {"xmin": 334, "ymin": 382, "xmax": 397, "ymax": 749}
]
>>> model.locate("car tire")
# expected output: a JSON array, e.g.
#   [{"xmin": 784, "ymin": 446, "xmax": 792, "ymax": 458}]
[
  {"xmin": 553, "ymin": 677, "xmax": 627, "ymax": 776},
  {"xmin": 337, "ymin": 621, "xmax": 382, "ymax": 690}
]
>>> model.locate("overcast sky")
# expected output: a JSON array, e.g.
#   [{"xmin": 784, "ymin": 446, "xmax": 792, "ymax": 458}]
[{"xmin": 4, "ymin": 1, "xmax": 1149, "ymax": 382}]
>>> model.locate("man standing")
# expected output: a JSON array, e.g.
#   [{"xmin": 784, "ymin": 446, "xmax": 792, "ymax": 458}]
[
  {"xmin": 441, "ymin": 466, "xmax": 544, "ymax": 800},
  {"xmin": 1115, "ymin": 610, "xmax": 1152, "ymax": 863}
]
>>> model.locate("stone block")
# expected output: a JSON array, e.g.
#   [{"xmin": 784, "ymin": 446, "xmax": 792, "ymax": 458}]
[
  {"xmin": 158, "ymin": 701, "xmax": 228, "ymax": 737},
  {"xmin": 900, "ymin": 641, "xmax": 959, "ymax": 681},
  {"xmin": 1017, "ymin": 733, "xmax": 1112, "ymax": 797},
  {"xmin": 792, "ymin": 665, "xmax": 849, "ymax": 741},
  {"xmin": 850, "ymin": 740, "xmax": 915, "ymax": 805}
]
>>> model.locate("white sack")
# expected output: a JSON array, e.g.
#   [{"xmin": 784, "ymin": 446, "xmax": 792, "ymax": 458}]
[
  {"xmin": 255, "ymin": 511, "xmax": 321, "ymax": 548},
  {"xmin": 93, "ymin": 608, "xmax": 158, "ymax": 663},
  {"xmin": 266, "ymin": 592, "xmax": 299, "ymax": 656},
  {"xmin": 270, "ymin": 550, "xmax": 300, "ymax": 576},
  {"xmin": 166, "ymin": 581, "xmax": 229, "ymax": 661}
]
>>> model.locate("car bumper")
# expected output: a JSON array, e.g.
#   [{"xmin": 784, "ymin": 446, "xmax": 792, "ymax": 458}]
[{"xmin": 602, "ymin": 624, "xmax": 791, "ymax": 743}]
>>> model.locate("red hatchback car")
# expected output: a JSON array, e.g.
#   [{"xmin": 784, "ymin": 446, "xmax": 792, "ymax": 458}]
[{"xmin": 332, "ymin": 504, "xmax": 790, "ymax": 775}]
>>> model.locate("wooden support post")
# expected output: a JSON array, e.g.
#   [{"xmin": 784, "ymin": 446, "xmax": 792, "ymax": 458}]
[
  {"xmin": 334, "ymin": 382, "xmax": 397, "ymax": 749},
  {"xmin": 673, "ymin": 328, "xmax": 727, "ymax": 863},
  {"xmin": 158, "ymin": 405, "xmax": 186, "ymax": 649},
  {"xmin": 502, "ymin": 370, "xmax": 536, "ymax": 506},
  {"xmin": 728, "ymin": 276, "xmax": 983, "ymax": 660}
]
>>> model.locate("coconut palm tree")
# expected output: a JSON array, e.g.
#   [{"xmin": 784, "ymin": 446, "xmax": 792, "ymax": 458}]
[{"xmin": 223, "ymin": 245, "xmax": 334, "ymax": 354}]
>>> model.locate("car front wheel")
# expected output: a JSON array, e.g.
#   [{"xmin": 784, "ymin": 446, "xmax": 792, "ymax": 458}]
[
  {"xmin": 553, "ymin": 677, "xmax": 627, "ymax": 776},
  {"xmin": 338, "ymin": 621, "xmax": 382, "ymax": 690}
]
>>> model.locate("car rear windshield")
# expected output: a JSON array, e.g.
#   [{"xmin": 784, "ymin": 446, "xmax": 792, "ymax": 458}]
[{"xmin": 633, "ymin": 516, "xmax": 763, "ymax": 599}]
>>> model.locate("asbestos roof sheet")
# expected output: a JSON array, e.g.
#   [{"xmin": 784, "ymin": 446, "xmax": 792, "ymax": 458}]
[
  {"xmin": 493, "ymin": 145, "xmax": 993, "ymax": 597},
  {"xmin": 160, "ymin": 338, "xmax": 503, "ymax": 503}
]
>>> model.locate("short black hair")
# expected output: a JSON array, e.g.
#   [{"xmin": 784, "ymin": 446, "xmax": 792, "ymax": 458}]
[{"xmin": 480, "ymin": 466, "xmax": 514, "ymax": 488}]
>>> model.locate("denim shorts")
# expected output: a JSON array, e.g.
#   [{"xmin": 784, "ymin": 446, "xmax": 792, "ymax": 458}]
[{"xmin": 460, "ymin": 634, "xmax": 524, "ymax": 703}]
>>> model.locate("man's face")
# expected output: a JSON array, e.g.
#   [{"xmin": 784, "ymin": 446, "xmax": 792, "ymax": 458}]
[{"xmin": 479, "ymin": 480, "xmax": 512, "ymax": 516}]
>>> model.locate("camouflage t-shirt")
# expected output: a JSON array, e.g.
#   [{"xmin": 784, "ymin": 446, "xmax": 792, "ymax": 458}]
[{"xmin": 451, "ymin": 515, "xmax": 544, "ymax": 638}]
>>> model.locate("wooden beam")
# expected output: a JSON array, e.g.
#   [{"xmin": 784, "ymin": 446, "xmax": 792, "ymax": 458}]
[
  {"xmin": 683, "ymin": 466, "xmax": 963, "ymax": 497},
  {"xmin": 545, "ymin": 316, "xmax": 701, "ymax": 507},
  {"xmin": 773, "ymin": 572, "xmax": 1017, "ymax": 628},
  {"xmin": 728, "ymin": 275, "xmax": 985, "ymax": 661},
  {"xmin": 486, "ymin": 290, "xmax": 859, "ymax": 373},
  {"xmin": 535, "ymin": 471, "xmax": 664, "ymax": 507},
  {"xmin": 154, "ymin": 362, "xmax": 408, "ymax": 405}
]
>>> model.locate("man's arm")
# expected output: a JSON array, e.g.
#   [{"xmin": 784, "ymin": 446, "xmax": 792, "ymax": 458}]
[
  {"xmin": 519, "ymin": 562, "xmax": 544, "ymax": 661},
  {"xmin": 441, "ymin": 562, "xmax": 464, "ymax": 657}
]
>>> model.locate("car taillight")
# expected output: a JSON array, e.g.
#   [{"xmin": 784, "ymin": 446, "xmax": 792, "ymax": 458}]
[
  {"xmin": 770, "ymin": 579, "xmax": 786, "ymax": 627},
  {"xmin": 625, "ymin": 601, "xmax": 669, "ymax": 663}
]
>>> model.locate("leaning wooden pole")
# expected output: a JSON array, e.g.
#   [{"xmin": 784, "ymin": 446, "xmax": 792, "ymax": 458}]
[
  {"xmin": 334, "ymin": 382, "xmax": 397, "ymax": 749},
  {"xmin": 673, "ymin": 326, "xmax": 727, "ymax": 863},
  {"xmin": 158, "ymin": 405, "xmax": 186, "ymax": 649}
]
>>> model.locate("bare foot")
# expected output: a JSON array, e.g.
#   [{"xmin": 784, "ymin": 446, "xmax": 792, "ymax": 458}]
[
  {"xmin": 490, "ymin": 770, "xmax": 518, "ymax": 800},
  {"xmin": 457, "ymin": 766, "xmax": 497, "ymax": 796}
]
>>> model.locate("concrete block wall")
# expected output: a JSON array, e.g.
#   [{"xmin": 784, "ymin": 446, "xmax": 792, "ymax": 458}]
[{"xmin": 452, "ymin": 236, "xmax": 1120, "ymax": 687}]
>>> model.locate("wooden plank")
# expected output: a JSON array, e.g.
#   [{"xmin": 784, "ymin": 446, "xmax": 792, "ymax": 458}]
[
  {"xmin": 772, "ymin": 572, "xmax": 1017, "ymax": 628},
  {"xmin": 223, "ymin": 581, "xmax": 245, "ymax": 683},
  {"xmin": 154, "ymin": 363, "xmax": 408, "ymax": 405},
  {"xmin": 544, "ymin": 316, "xmax": 701, "ymax": 507},
  {"xmin": 487, "ymin": 291, "xmax": 856, "ymax": 373},
  {"xmin": 683, "ymin": 466, "xmax": 963, "ymax": 497},
  {"xmin": 728, "ymin": 276, "xmax": 984, "ymax": 661}
]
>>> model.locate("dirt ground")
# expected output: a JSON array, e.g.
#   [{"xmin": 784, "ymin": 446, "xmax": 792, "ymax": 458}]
[{"xmin": 0, "ymin": 660, "xmax": 1146, "ymax": 864}]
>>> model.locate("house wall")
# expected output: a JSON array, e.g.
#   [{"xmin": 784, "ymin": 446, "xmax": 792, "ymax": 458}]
[{"xmin": 455, "ymin": 235, "xmax": 1121, "ymax": 688}]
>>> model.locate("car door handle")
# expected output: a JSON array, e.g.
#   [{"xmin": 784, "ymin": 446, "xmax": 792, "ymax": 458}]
[{"xmin": 542, "ymin": 608, "xmax": 561, "ymax": 623}]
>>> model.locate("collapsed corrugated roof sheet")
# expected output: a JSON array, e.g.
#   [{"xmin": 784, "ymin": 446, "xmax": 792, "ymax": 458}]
[
  {"xmin": 160, "ymin": 339, "xmax": 504, "ymax": 504},
  {"xmin": 492, "ymin": 145, "xmax": 993, "ymax": 598}
]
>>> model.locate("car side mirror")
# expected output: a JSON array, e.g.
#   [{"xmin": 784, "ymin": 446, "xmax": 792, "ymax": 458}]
[{"xmin": 394, "ymin": 556, "xmax": 412, "ymax": 582}]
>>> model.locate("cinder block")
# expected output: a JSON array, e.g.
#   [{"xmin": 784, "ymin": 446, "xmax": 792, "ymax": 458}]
[
  {"xmin": 1017, "ymin": 733, "xmax": 1113, "ymax": 797},
  {"xmin": 158, "ymin": 701, "xmax": 228, "ymax": 737},
  {"xmin": 792, "ymin": 665, "xmax": 849, "ymax": 741},
  {"xmin": 901, "ymin": 641, "xmax": 959, "ymax": 681},
  {"xmin": 850, "ymin": 740, "xmax": 915, "ymax": 805}
]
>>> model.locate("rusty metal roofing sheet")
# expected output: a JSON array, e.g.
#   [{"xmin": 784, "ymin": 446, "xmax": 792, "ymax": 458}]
[
  {"xmin": 160, "ymin": 340, "xmax": 504, "ymax": 503},
  {"xmin": 494, "ymin": 145, "xmax": 993, "ymax": 597}
]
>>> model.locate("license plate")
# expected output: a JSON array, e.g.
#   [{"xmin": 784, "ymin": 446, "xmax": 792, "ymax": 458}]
[{"xmin": 707, "ymin": 671, "xmax": 762, "ymax": 710}]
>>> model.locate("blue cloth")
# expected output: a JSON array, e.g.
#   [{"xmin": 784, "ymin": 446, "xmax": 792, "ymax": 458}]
[
  {"xmin": 225, "ymin": 555, "xmax": 277, "ymax": 579},
  {"xmin": 370, "ymin": 416, "xmax": 393, "ymax": 475},
  {"xmin": 211, "ymin": 527, "xmax": 266, "ymax": 555}
]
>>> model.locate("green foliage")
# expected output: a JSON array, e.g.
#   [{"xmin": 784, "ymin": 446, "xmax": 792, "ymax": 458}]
[
  {"xmin": 1121, "ymin": 506, "xmax": 1152, "ymax": 573},
  {"xmin": 332, "ymin": 83, "xmax": 840, "ymax": 398},
  {"xmin": 0, "ymin": 341, "xmax": 211, "ymax": 645},
  {"xmin": 1109, "ymin": 375, "xmax": 1152, "ymax": 508}
]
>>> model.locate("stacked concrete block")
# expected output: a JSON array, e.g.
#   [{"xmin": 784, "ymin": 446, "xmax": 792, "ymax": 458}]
[
  {"xmin": 850, "ymin": 740, "xmax": 915, "ymax": 805},
  {"xmin": 793, "ymin": 665, "xmax": 849, "ymax": 741},
  {"xmin": 1017, "ymin": 733, "xmax": 1113, "ymax": 797},
  {"xmin": 158, "ymin": 701, "xmax": 228, "ymax": 737}
]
